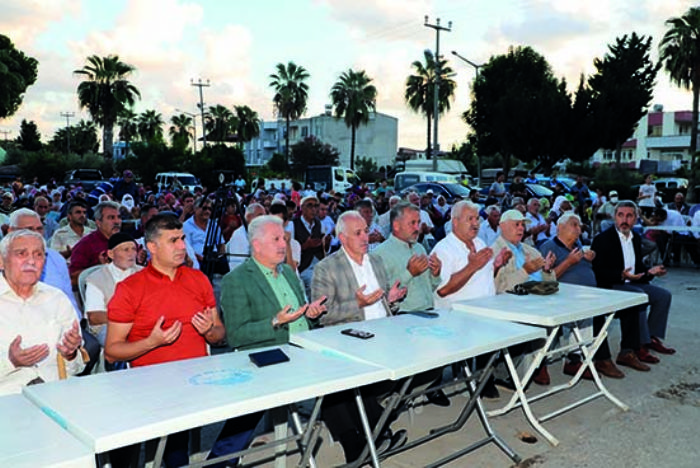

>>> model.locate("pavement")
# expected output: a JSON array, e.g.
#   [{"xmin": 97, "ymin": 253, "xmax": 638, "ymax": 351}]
[{"xmin": 158, "ymin": 267, "xmax": 700, "ymax": 468}]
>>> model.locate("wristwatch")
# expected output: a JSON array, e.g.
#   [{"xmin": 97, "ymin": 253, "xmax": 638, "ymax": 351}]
[{"xmin": 271, "ymin": 317, "xmax": 280, "ymax": 329}]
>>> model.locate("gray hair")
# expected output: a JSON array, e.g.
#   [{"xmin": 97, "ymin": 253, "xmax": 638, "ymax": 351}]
[
  {"xmin": 452, "ymin": 200, "xmax": 480, "ymax": 220},
  {"xmin": 9, "ymin": 208, "xmax": 40, "ymax": 227},
  {"xmin": 390, "ymin": 202, "xmax": 419, "ymax": 228},
  {"xmin": 94, "ymin": 201, "xmax": 121, "ymax": 221},
  {"xmin": 248, "ymin": 215, "xmax": 283, "ymax": 244},
  {"xmin": 0, "ymin": 229, "xmax": 46, "ymax": 259},
  {"xmin": 484, "ymin": 204, "xmax": 501, "ymax": 216},
  {"xmin": 527, "ymin": 197, "xmax": 540, "ymax": 207},
  {"xmin": 388, "ymin": 195, "xmax": 401, "ymax": 206},
  {"xmin": 245, "ymin": 202, "xmax": 265, "ymax": 222},
  {"xmin": 557, "ymin": 212, "xmax": 581, "ymax": 226},
  {"xmin": 614, "ymin": 200, "xmax": 638, "ymax": 216},
  {"xmin": 336, "ymin": 211, "xmax": 364, "ymax": 237}
]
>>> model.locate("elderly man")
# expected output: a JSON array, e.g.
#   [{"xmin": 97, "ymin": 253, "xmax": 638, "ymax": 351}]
[
  {"xmin": 226, "ymin": 203, "xmax": 265, "ymax": 270},
  {"xmin": 478, "ymin": 205, "xmax": 501, "ymax": 246},
  {"xmin": 492, "ymin": 210, "xmax": 556, "ymax": 294},
  {"xmin": 69, "ymin": 201, "xmax": 122, "ymax": 284},
  {"xmin": 592, "ymin": 201, "xmax": 675, "ymax": 372},
  {"xmin": 356, "ymin": 199, "xmax": 384, "ymax": 251},
  {"xmin": 106, "ymin": 214, "xmax": 226, "ymax": 466},
  {"xmin": 318, "ymin": 198, "xmax": 339, "ymax": 253},
  {"xmin": 378, "ymin": 195, "xmax": 401, "ymax": 238},
  {"xmin": 0, "ymin": 230, "xmax": 84, "ymax": 395},
  {"xmin": 217, "ymin": 215, "xmax": 326, "ymax": 466},
  {"xmin": 525, "ymin": 198, "xmax": 551, "ymax": 247},
  {"xmin": 666, "ymin": 192, "xmax": 690, "ymax": 215},
  {"xmin": 538, "ymin": 213, "xmax": 619, "ymax": 379},
  {"xmin": 84, "ymin": 233, "xmax": 142, "ymax": 347},
  {"xmin": 33, "ymin": 195, "xmax": 59, "ymax": 240},
  {"xmin": 50, "ymin": 200, "xmax": 94, "ymax": 259},
  {"xmin": 312, "ymin": 211, "xmax": 407, "ymax": 463},
  {"xmin": 293, "ymin": 195, "xmax": 326, "ymax": 273}
]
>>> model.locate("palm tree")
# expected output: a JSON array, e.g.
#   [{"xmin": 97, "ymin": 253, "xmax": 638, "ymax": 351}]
[
  {"xmin": 330, "ymin": 69, "xmax": 377, "ymax": 170},
  {"xmin": 137, "ymin": 109, "xmax": 164, "ymax": 143},
  {"xmin": 233, "ymin": 105, "xmax": 261, "ymax": 145},
  {"xmin": 170, "ymin": 113, "xmax": 193, "ymax": 149},
  {"xmin": 660, "ymin": 6, "xmax": 700, "ymax": 177},
  {"xmin": 74, "ymin": 55, "xmax": 140, "ymax": 157},
  {"xmin": 405, "ymin": 50, "xmax": 457, "ymax": 160},
  {"xmin": 269, "ymin": 61, "xmax": 310, "ymax": 166},
  {"xmin": 205, "ymin": 104, "xmax": 235, "ymax": 143},
  {"xmin": 117, "ymin": 108, "xmax": 138, "ymax": 156}
]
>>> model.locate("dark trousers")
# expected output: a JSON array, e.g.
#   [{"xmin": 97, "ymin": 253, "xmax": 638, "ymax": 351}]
[
  {"xmin": 205, "ymin": 412, "xmax": 262, "ymax": 468},
  {"xmin": 594, "ymin": 302, "xmax": 642, "ymax": 360},
  {"xmin": 611, "ymin": 282, "xmax": 672, "ymax": 345}
]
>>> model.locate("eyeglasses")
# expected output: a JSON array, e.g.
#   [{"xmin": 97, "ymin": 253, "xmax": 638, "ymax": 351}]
[
  {"xmin": 304, "ymin": 203, "xmax": 319, "ymax": 208},
  {"xmin": 201, "ymin": 206, "xmax": 212, "ymax": 212}
]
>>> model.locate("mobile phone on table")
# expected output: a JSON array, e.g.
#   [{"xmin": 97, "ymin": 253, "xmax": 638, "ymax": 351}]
[
  {"xmin": 249, "ymin": 348, "xmax": 290, "ymax": 367},
  {"xmin": 341, "ymin": 328, "xmax": 375, "ymax": 339}
]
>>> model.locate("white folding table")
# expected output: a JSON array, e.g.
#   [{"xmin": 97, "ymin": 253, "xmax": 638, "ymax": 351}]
[
  {"xmin": 22, "ymin": 344, "xmax": 390, "ymax": 468},
  {"xmin": 0, "ymin": 393, "xmax": 94, "ymax": 468},
  {"xmin": 453, "ymin": 283, "xmax": 648, "ymax": 445},
  {"xmin": 291, "ymin": 311, "xmax": 545, "ymax": 467}
]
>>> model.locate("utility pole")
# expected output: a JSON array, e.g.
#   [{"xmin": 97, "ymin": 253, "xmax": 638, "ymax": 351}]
[
  {"xmin": 191, "ymin": 78, "xmax": 210, "ymax": 148},
  {"xmin": 424, "ymin": 16, "xmax": 451, "ymax": 171},
  {"xmin": 451, "ymin": 51, "xmax": 483, "ymax": 184},
  {"xmin": 175, "ymin": 108, "xmax": 199, "ymax": 154},
  {"xmin": 0, "ymin": 130, "xmax": 10, "ymax": 141},
  {"xmin": 60, "ymin": 111, "xmax": 75, "ymax": 154}
]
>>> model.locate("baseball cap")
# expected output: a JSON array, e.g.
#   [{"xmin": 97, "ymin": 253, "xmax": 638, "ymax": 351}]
[
  {"xmin": 609, "ymin": 190, "xmax": 619, "ymax": 202},
  {"xmin": 500, "ymin": 209, "xmax": 531, "ymax": 225}
]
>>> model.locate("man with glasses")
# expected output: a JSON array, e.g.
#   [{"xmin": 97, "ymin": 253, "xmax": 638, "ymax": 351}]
[
  {"xmin": 50, "ymin": 200, "xmax": 94, "ymax": 260},
  {"xmin": 183, "ymin": 197, "xmax": 226, "ymax": 274}
]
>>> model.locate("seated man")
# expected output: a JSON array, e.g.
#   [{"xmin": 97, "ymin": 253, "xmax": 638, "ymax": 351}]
[
  {"xmin": 84, "ymin": 233, "xmax": 142, "ymax": 347},
  {"xmin": 106, "ymin": 214, "xmax": 226, "ymax": 467},
  {"xmin": 0, "ymin": 230, "xmax": 84, "ymax": 395},
  {"xmin": 312, "ymin": 211, "xmax": 407, "ymax": 464},
  {"xmin": 226, "ymin": 203, "xmax": 265, "ymax": 271},
  {"xmin": 592, "ymin": 201, "xmax": 675, "ymax": 372},
  {"xmin": 478, "ymin": 205, "xmax": 501, "ymax": 246},
  {"xmin": 49, "ymin": 200, "xmax": 94, "ymax": 260},
  {"xmin": 218, "ymin": 215, "xmax": 326, "ymax": 467}
]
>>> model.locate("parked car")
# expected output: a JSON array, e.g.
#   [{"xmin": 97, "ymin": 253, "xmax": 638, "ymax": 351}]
[
  {"xmin": 155, "ymin": 172, "xmax": 200, "ymax": 193},
  {"xmin": 400, "ymin": 182, "xmax": 473, "ymax": 205},
  {"xmin": 63, "ymin": 169, "xmax": 107, "ymax": 192},
  {"xmin": 479, "ymin": 182, "xmax": 554, "ymax": 201}
]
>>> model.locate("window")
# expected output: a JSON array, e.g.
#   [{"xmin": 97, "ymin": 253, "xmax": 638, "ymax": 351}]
[{"xmin": 301, "ymin": 126, "xmax": 309, "ymax": 137}]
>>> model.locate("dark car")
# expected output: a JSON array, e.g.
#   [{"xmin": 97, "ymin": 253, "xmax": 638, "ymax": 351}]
[
  {"xmin": 64, "ymin": 169, "xmax": 107, "ymax": 192},
  {"xmin": 479, "ymin": 182, "xmax": 554, "ymax": 201},
  {"xmin": 400, "ymin": 182, "xmax": 473, "ymax": 204}
]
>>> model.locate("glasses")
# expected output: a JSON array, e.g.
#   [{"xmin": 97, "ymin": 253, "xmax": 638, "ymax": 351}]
[
  {"xmin": 201, "ymin": 206, "xmax": 212, "ymax": 212},
  {"xmin": 304, "ymin": 203, "xmax": 319, "ymax": 208}
]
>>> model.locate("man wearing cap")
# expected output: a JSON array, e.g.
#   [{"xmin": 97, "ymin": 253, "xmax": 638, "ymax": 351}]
[
  {"xmin": 69, "ymin": 201, "xmax": 123, "ymax": 285},
  {"xmin": 50, "ymin": 200, "xmax": 94, "ymax": 259},
  {"xmin": 84, "ymin": 233, "xmax": 142, "ymax": 346},
  {"xmin": 493, "ymin": 209, "xmax": 556, "ymax": 294},
  {"xmin": 596, "ymin": 190, "xmax": 619, "ymax": 234}
]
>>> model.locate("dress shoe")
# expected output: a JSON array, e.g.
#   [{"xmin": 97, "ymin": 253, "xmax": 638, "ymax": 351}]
[
  {"xmin": 377, "ymin": 429, "xmax": 407, "ymax": 455},
  {"xmin": 636, "ymin": 347, "xmax": 660, "ymax": 364},
  {"xmin": 594, "ymin": 359, "xmax": 624, "ymax": 378},
  {"xmin": 426, "ymin": 389, "xmax": 450, "ymax": 407},
  {"xmin": 532, "ymin": 364, "xmax": 550, "ymax": 385},
  {"xmin": 648, "ymin": 337, "xmax": 676, "ymax": 355},
  {"xmin": 616, "ymin": 351, "xmax": 651, "ymax": 372},
  {"xmin": 562, "ymin": 361, "xmax": 593, "ymax": 380},
  {"xmin": 481, "ymin": 377, "xmax": 500, "ymax": 399}
]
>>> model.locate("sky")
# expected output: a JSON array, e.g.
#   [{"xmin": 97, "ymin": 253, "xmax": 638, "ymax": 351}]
[{"xmin": 0, "ymin": 0, "xmax": 697, "ymax": 153}]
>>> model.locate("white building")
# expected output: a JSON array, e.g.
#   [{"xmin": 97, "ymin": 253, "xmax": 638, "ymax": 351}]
[
  {"xmin": 243, "ymin": 108, "xmax": 398, "ymax": 169},
  {"xmin": 591, "ymin": 105, "xmax": 697, "ymax": 173}
]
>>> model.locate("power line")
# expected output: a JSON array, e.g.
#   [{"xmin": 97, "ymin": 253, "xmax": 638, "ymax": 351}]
[
  {"xmin": 60, "ymin": 111, "xmax": 75, "ymax": 154},
  {"xmin": 0, "ymin": 129, "xmax": 11, "ymax": 141},
  {"xmin": 191, "ymin": 78, "xmax": 210, "ymax": 147},
  {"xmin": 424, "ymin": 15, "xmax": 452, "ymax": 171}
]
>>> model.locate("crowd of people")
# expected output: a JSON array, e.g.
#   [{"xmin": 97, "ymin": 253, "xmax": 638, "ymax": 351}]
[{"xmin": 0, "ymin": 168, "xmax": 695, "ymax": 467}]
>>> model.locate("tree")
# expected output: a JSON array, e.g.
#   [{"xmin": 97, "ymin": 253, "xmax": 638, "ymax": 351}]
[
  {"xmin": 355, "ymin": 156, "xmax": 378, "ymax": 182},
  {"xmin": 464, "ymin": 46, "xmax": 571, "ymax": 176},
  {"xmin": 233, "ymin": 105, "xmax": 261, "ymax": 144},
  {"xmin": 269, "ymin": 62, "xmax": 310, "ymax": 167},
  {"xmin": 117, "ymin": 108, "xmax": 138, "ymax": 155},
  {"xmin": 0, "ymin": 35, "xmax": 38, "ymax": 119},
  {"xmin": 17, "ymin": 119, "xmax": 42, "ymax": 151},
  {"xmin": 588, "ymin": 33, "xmax": 659, "ymax": 164},
  {"xmin": 660, "ymin": 7, "xmax": 700, "ymax": 195},
  {"xmin": 204, "ymin": 104, "xmax": 235, "ymax": 143},
  {"xmin": 330, "ymin": 69, "xmax": 377, "ymax": 170},
  {"xmin": 405, "ymin": 50, "xmax": 457, "ymax": 160},
  {"xmin": 137, "ymin": 109, "xmax": 164, "ymax": 143},
  {"xmin": 169, "ymin": 113, "xmax": 193, "ymax": 150},
  {"xmin": 74, "ymin": 55, "xmax": 141, "ymax": 157},
  {"xmin": 290, "ymin": 136, "xmax": 340, "ymax": 174},
  {"xmin": 49, "ymin": 119, "xmax": 99, "ymax": 155}
]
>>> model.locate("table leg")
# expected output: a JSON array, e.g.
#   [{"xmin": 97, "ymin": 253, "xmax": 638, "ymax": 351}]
[
  {"xmin": 153, "ymin": 435, "xmax": 168, "ymax": 468},
  {"xmin": 272, "ymin": 407, "xmax": 288, "ymax": 468},
  {"xmin": 354, "ymin": 388, "xmax": 380, "ymax": 468}
]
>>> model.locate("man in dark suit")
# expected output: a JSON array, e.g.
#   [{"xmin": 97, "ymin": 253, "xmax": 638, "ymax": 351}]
[{"xmin": 591, "ymin": 200, "xmax": 675, "ymax": 374}]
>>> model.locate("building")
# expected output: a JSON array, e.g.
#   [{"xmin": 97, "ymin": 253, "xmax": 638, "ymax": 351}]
[
  {"xmin": 243, "ymin": 107, "xmax": 398, "ymax": 169},
  {"xmin": 591, "ymin": 105, "xmax": 698, "ymax": 174}
]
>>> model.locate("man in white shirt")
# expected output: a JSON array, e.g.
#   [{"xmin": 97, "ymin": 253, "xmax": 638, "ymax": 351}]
[
  {"xmin": 49, "ymin": 200, "xmax": 94, "ymax": 259},
  {"xmin": 478, "ymin": 205, "xmax": 501, "ymax": 246},
  {"xmin": 432, "ymin": 201, "xmax": 511, "ymax": 310},
  {"xmin": 356, "ymin": 199, "xmax": 384, "ymax": 252},
  {"xmin": 84, "ymin": 233, "xmax": 143, "ymax": 346},
  {"xmin": 525, "ymin": 198, "xmax": 551, "ymax": 246},
  {"xmin": 0, "ymin": 230, "xmax": 84, "ymax": 395},
  {"xmin": 226, "ymin": 203, "xmax": 265, "ymax": 270}
]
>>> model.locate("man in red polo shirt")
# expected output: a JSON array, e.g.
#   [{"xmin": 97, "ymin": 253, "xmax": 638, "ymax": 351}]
[
  {"xmin": 105, "ymin": 213, "xmax": 225, "ymax": 466},
  {"xmin": 69, "ymin": 201, "xmax": 123, "ymax": 285}
]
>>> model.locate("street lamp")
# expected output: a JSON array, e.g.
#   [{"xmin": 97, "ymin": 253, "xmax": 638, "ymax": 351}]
[
  {"xmin": 451, "ymin": 50, "xmax": 484, "ymax": 185},
  {"xmin": 175, "ymin": 108, "xmax": 199, "ymax": 153}
]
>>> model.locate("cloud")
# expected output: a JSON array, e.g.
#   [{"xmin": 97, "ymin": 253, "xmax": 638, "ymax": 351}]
[{"xmin": 0, "ymin": 0, "xmax": 80, "ymax": 48}]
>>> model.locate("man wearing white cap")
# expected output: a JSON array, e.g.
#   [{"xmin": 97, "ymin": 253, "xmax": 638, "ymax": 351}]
[{"xmin": 596, "ymin": 190, "xmax": 619, "ymax": 234}]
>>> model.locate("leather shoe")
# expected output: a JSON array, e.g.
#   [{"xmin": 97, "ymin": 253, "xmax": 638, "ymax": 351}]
[
  {"xmin": 481, "ymin": 377, "xmax": 500, "ymax": 399},
  {"xmin": 648, "ymin": 337, "xmax": 676, "ymax": 355},
  {"xmin": 594, "ymin": 359, "xmax": 624, "ymax": 378},
  {"xmin": 616, "ymin": 351, "xmax": 650, "ymax": 372},
  {"xmin": 532, "ymin": 364, "xmax": 550, "ymax": 385},
  {"xmin": 562, "ymin": 361, "xmax": 593, "ymax": 380},
  {"xmin": 426, "ymin": 389, "xmax": 451, "ymax": 407},
  {"xmin": 379, "ymin": 429, "xmax": 407, "ymax": 454},
  {"xmin": 636, "ymin": 347, "xmax": 660, "ymax": 364}
]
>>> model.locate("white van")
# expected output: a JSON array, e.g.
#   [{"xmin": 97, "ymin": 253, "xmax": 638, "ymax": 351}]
[
  {"xmin": 305, "ymin": 166, "xmax": 360, "ymax": 193},
  {"xmin": 155, "ymin": 172, "xmax": 200, "ymax": 193},
  {"xmin": 394, "ymin": 171, "xmax": 459, "ymax": 192}
]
